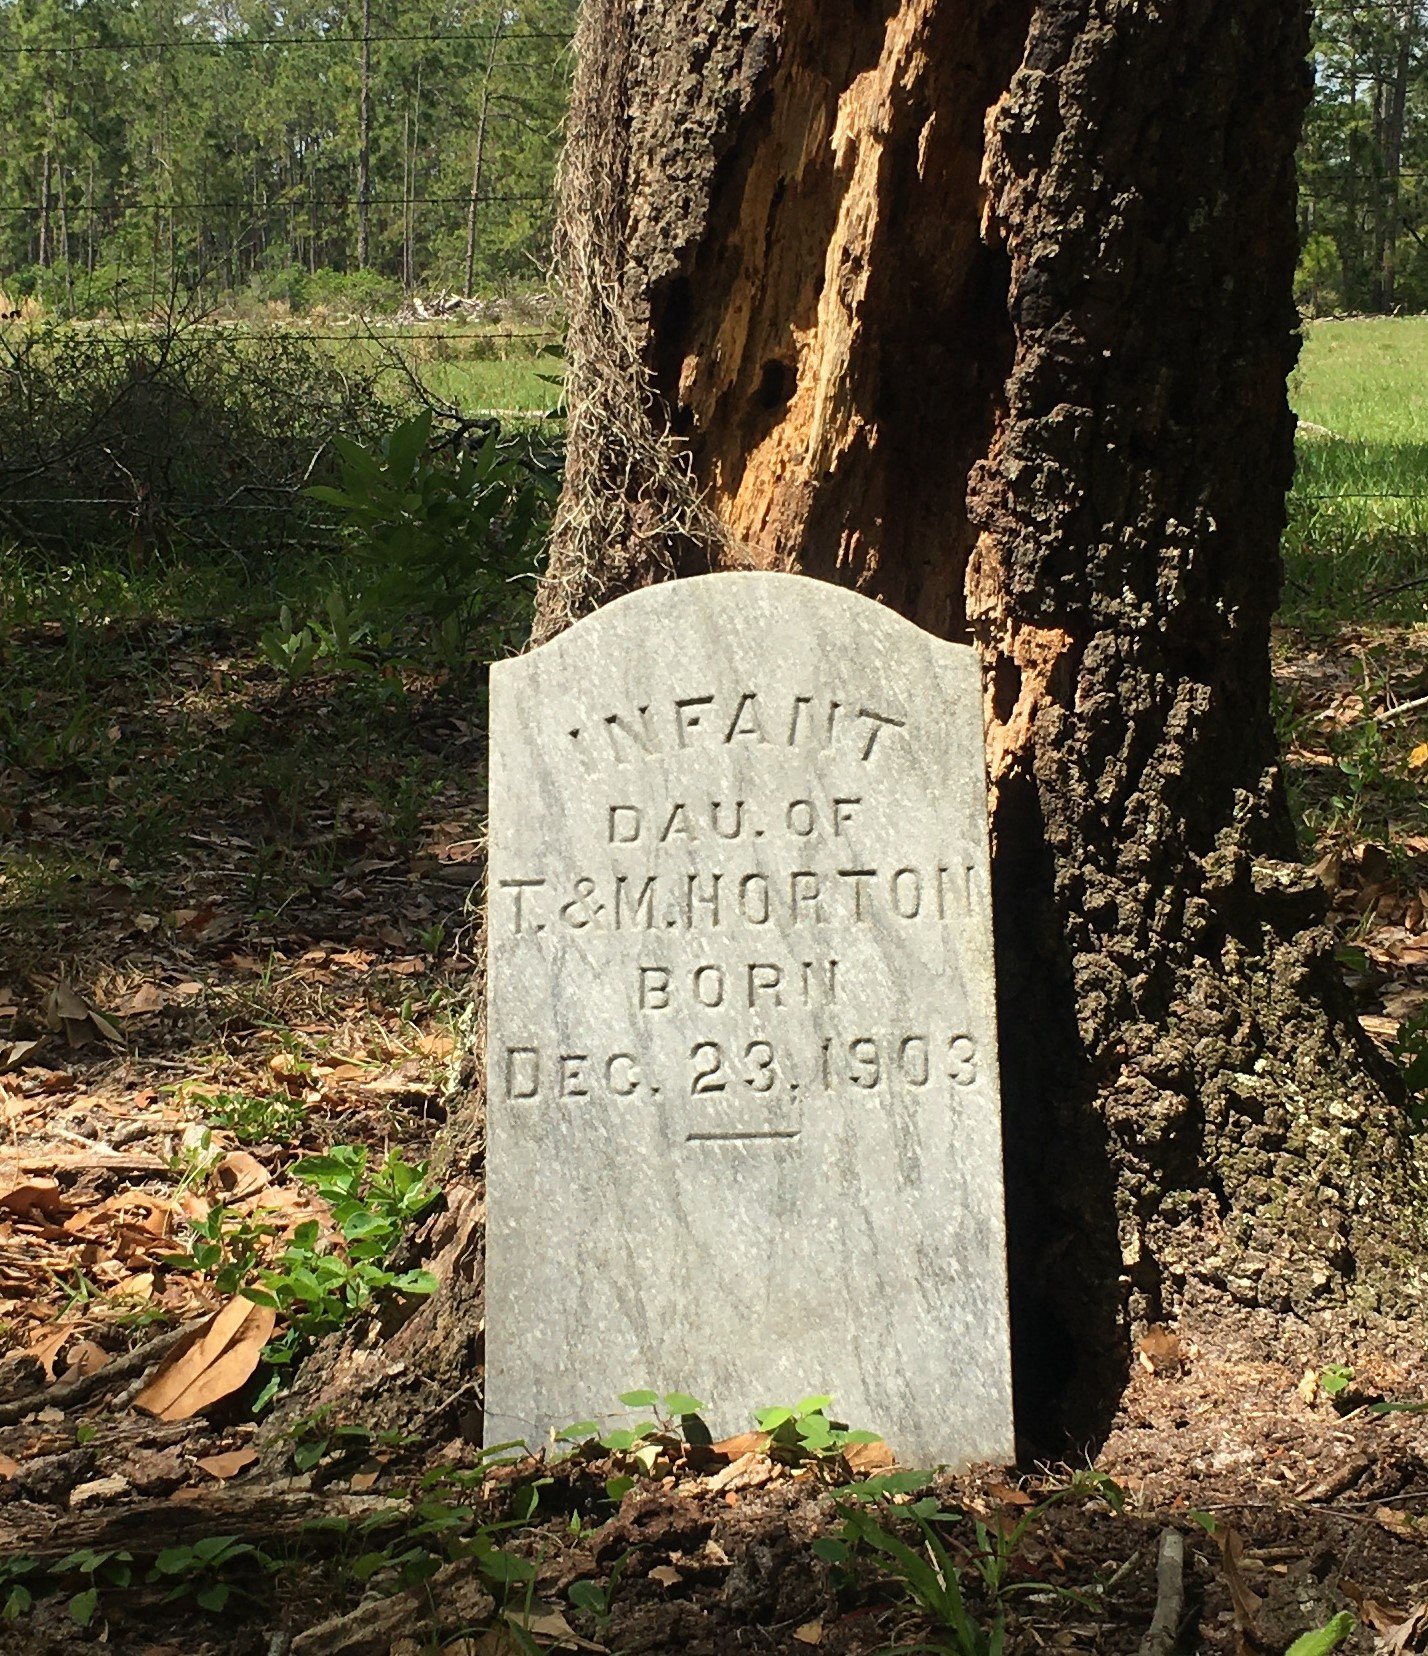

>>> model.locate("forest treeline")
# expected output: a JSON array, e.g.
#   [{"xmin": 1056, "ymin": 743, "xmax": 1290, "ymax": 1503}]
[
  {"xmin": 0, "ymin": 0, "xmax": 575, "ymax": 316},
  {"xmin": 1301, "ymin": 0, "xmax": 1428, "ymax": 312},
  {"xmin": 0, "ymin": 0, "xmax": 1422, "ymax": 320}
]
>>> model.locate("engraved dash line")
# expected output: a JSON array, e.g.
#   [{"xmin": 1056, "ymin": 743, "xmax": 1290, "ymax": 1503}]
[{"xmin": 685, "ymin": 1130, "xmax": 801, "ymax": 1144}]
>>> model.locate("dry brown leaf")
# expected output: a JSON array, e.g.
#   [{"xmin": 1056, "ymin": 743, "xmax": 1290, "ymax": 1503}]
[
  {"xmin": 1411, "ymin": 742, "xmax": 1428, "ymax": 770},
  {"xmin": 842, "ymin": 1438, "xmax": 896, "ymax": 1475},
  {"xmin": 1381, "ymin": 1604, "xmax": 1428, "ymax": 1654},
  {"xmin": 65, "ymin": 1339, "xmax": 110, "ymax": 1378},
  {"xmin": 349, "ymin": 1469, "xmax": 379, "ymax": 1491},
  {"xmin": 649, "ymin": 1565, "xmax": 681, "ymax": 1588},
  {"xmin": 988, "ymin": 1481, "xmax": 1037, "ymax": 1507},
  {"xmin": 115, "ymin": 983, "xmax": 167, "ymax": 1016},
  {"xmin": 28, "ymin": 1323, "xmax": 77, "ymax": 1380},
  {"xmin": 133, "ymin": 1296, "xmax": 276, "ymax": 1421},
  {"xmin": 502, "ymin": 1604, "xmax": 605, "ymax": 1652},
  {"xmin": 0, "ymin": 1452, "xmax": 20, "ymax": 1478},
  {"xmin": 194, "ymin": 1447, "xmax": 258, "ymax": 1481},
  {"xmin": 1, "ymin": 1177, "xmax": 70, "ymax": 1221},
  {"xmin": 1215, "ymin": 1527, "xmax": 1262, "ymax": 1639},
  {"xmin": 793, "ymin": 1623, "xmax": 824, "ymax": 1647},
  {"xmin": 710, "ymin": 1430, "xmax": 768, "ymax": 1460},
  {"xmin": 1340, "ymin": 1577, "xmax": 1409, "ymax": 1635},
  {"xmin": 1374, "ymin": 1505, "xmax": 1423, "ymax": 1542},
  {"xmin": 1138, "ymin": 1326, "xmax": 1186, "ymax": 1375},
  {"xmin": 214, "ymin": 1151, "xmax": 269, "ymax": 1199},
  {"xmin": 706, "ymin": 1450, "xmax": 774, "ymax": 1495},
  {"xmin": 43, "ymin": 983, "xmax": 123, "ymax": 1047},
  {"xmin": 0, "ymin": 1039, "xmax": 42, "ymax": 1072}
]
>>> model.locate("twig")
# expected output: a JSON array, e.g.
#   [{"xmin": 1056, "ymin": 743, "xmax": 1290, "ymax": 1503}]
[
  {"xmin": 1138, "ymin": 1528, "xmax": 1185, "ymax": 1656},
  {"xmin": 1376, "ymin": 691, "xmax": 1428, "ymax": 724},
  {"xmin": 0, "ymin": 1323, "xmax": 188, "ymax": 1427}
]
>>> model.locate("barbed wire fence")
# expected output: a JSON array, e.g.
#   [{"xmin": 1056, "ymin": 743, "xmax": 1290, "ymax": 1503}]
[
  {"xmin": 0, "ymin": 20, "xmax": 576, "ymax": 552},
  {"xmin": 0, "ymin": 13, "xmax": 1425, "ymax": 546}
]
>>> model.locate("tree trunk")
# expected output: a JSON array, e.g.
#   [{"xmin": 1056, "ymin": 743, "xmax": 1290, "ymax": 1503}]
[
  {"xmin": 357, "ymin": 0, "xmax": 373, "ymax": 270},
  {"xmin": 1380, "ymin": 1, "xmax": 1418, "ymax": 311},
  {"xmin": 530, "ymin": 0, "xmax": 1423, "ymax": 1444},
  {"xmin": 464, "ymin": 25, "xmax": 506, "ymax": 298}
]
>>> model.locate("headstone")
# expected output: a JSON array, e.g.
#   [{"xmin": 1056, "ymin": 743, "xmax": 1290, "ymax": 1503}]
[{"xmin": 484, "ymin": 572, "xmax": 1012, "ymax": 1468}]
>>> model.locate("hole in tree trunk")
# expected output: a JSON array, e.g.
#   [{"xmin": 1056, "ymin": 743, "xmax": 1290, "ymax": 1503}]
[{"xmin": 756, "ymin": 358, "xmax": 796, "ymax": 410}]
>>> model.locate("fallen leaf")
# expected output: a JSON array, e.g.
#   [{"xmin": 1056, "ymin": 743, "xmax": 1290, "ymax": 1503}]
[
  {"xmin": 0, "ymin": 1038, "xmax": 41, "ymax": 1072},
  {"xmin": 28, "ymin": 1323, "xmax": 77, "ymax": 1380},
  {"xmin": 649, "ymin": 1565, "xmax": 681, "ymax": 1588},
  {"xmin": 988, "ymin": 1482, "xmax": 1037, "ymax": 1507},
  {"xmin": 44, "ymin": 982, "xmax": 123, "ymax": 1046},
  {"xmin": 710, "ymin": 1431, "xmax": 768, "ymax": 1460},
  {"xmin": 133, "ymin": 1296, "xmax": 276, "ymax": 1421},
  {"xmin": 1138, "ymin": 1326, "xmax": 1186, "ymax": 1375},
  {"xmin": 0, "ymin": 1452, "xmax": 19, "ymax": 1478},
  {"xmin": 65, "ymin": 1340, "xmax": 110, "ymax": 1379},
  {"xmin": 1381, "ymin": 1603, "xmax": 1428, "ymax": 1653},
  {"xmin": 214, "ymin": 1151, "xmax": 269, "ymax": 1199},
  {"xmin": 842, "ymin": 1438, "xmax": 896, "ymax": 1475},
  {"xmin": 793, "ymin": 1622, "xmax": 824, "ymax": 1647},
  {"xmin": 1215, "ymin": 1527, "xmax": 1262, "ymax": 1639},
  {"xmin": 194, "ymin": 1447, "xmax": 258, "ymax": 1481},
  {"xmin": 1411, "ymin": 742, "xmax": 1428, "ymax": 770},
  {"xmin": 502, "ymin": 1604, "xmax": 605, "ymax": 1651},
  {"xmin": 1374, "ymin": 1505, "xmax": 1423, "ymax": 1541},
  {"xmin": 1340, "ymin": 1578, "xmax": 1410, "ymax": 1636},
  {"xmin": 115, "ymin": 983, "xmax": 167, "ymax": 1016},
  {"xmin": 706, "ymin": 1451, "xmax": 774, "ymax": 1495},
  {"xmin": 70, "ymin": 1474, "xmax": 130, "ymax": 1506},
  {"xmin": 1, "ymin": 1177, "xmax": 70, "ymax": 1222},
  {"xmin": 349, "ymin": 1469, "xmax": 379, "ymax": 1492}
]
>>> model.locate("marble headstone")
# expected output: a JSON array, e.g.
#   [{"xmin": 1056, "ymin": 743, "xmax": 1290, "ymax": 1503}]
[{"xmin": 484, "ymin": 573, "xmax": 1012, "ymax": 1467}]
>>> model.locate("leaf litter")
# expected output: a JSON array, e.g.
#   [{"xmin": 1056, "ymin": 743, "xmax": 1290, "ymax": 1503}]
[{"xmin": 0, "ymin": 614, "xmax": 1424, "ymax": 1649}]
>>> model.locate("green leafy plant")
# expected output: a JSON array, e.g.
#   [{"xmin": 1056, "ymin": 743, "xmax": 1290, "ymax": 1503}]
[
  {"xmin": 1286, "ymin": 1613, "xmax": 1355, "ymax": 1656},
  {"xmin": 1392, "ymin": 1010, "xmax": 1428, "ymax": 1128},
  {"xmin": 1319, "ymin": 1363, "xmax": 1355, "ymax": 1399},
  {"xmin": 0, "ymin": 1556, "xmax": 40, "ymax": 1623},
  {"xmin": 753, "ymin": 1394, "xmax": 882, "ymax": 1464},
  {"xmin": 163, "ymin": 1205, "xmax": 273, "ymax": 1295},
  {"xmin": 818, "ymin": 1469, "xmax": 1112, "ymax": 1653},
  {"xmin": 195, "ymin": 1087, "xmax": 307, "ymax": 1145},
  {"xmin": 47, "ymin": 1548, "xmax": 135, "ymax": 1629},
  {"xmin": 163, "ymin": 1146, "xmax": 439, "ymax": 1405},
  {"xmin": 304, "ymin": 410, "xmax": 552, "ymax": 671},
  {"xmin": 285, "ymin": 1408, "xmax": 419, "ymax": 1474},
  {"xmin": 567, "ymin": 1551, "xmax": 631, "ymax": 1631},
  {"xmin": 147, "ymin": 1536, "xmax": 280, "ymax": 1613},
  {"xmin": 258, "ymin": 605, "xmax": 321, "ymax": 686},
  {"xmin": 338, "ymin": 1481, "xmax": 539, "ymax": 1601},
  {"xmin": 815, "ymin": 1495, "xmax": 1002, "ymax": 1656},
  {"xmin": 556, "ymin": 1389, "xmax": 708, "ymax": 1499}
]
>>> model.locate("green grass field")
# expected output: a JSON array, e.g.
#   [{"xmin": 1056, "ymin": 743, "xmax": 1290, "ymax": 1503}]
[{"xmin": 1287, "ymin": 316, "xmax": 1428, "ymax": 625}]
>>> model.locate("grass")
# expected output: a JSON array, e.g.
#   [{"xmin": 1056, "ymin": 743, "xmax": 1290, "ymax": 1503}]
[{"xmin": 1286, "ymin": 316, "xmax": 1428, "ymax": 626}]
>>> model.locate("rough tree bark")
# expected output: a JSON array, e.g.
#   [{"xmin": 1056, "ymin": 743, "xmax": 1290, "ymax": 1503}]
[{"xmin": 527, "ymin": 0, "xmax": 1425, "ymax": 1443}]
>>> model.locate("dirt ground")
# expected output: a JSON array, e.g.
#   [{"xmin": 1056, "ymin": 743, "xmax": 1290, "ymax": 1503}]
[{"xmin": 2, "ymin": 617, "xmax": 1428, "ymax": 1653}]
